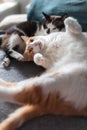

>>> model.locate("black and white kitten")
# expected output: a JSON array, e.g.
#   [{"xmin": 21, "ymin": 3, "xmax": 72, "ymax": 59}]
[{"xmin": 0, "ymin": 13, "xmax": 68, "ymax": 67}]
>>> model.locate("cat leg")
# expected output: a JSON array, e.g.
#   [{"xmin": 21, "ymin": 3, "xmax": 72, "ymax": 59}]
[
  {"xmin": 8, "ymin": 49, "xmax": 24, "ymax": 61},
  {"xmin": 0, "ymin": 79, "xmax": 18, "ymax": 103},
  {"xmin": 34, "ymin": 53, "xmax": 51, "ymax": 68},
  {"xmin": 13, "ymin": 63, "xmax": 87, "ymax": 110},
  {"xmin": 2, "ymin": 56, "xmax": 11, "ymax": 67},
  {"xmin": 0, "ymin": 63, "xmax": 87, "ymax": 109},
  {"xmin": 64, "ymin": 17, "xmax": 82, "ymax": 34},
  {"xmin": 0, "ymin": 63, "xmax": 78, "ymax": 104},
  {"xmin": 0, "ymin": 105, "xmax": 46, "ymax": 130},
  {"xmin": 0, "ymin": 79, "xmax": 17, "ymax": 87}
]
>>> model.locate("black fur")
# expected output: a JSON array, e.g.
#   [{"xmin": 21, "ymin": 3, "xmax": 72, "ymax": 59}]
[
  {"xmin": 0, "ymin": 37, "xmax": 2, "ymax": 45},
  {"xmin": 6, "ymin": 21, "xmax": 38, "ymax": 37}
]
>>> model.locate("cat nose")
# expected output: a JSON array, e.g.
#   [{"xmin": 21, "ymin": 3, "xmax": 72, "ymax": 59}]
[{"xmin": 47, "ymin": 28, "xmax": 50, "ymax": 34}]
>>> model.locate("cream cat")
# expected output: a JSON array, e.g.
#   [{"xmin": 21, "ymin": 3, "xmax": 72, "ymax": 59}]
[{"xmin": 0, "ymin": 17, "xmax": 87, "ymax": 130}]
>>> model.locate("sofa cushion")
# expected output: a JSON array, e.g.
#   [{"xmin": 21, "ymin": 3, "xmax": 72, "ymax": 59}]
[
  {"xmin": 0, "ymin": 1, "xmax": 19, "ymax": 21},
  {"xmin": 0, "ymin": 14, "xmax": 27, "ymax": 30},
  {"xmin": 27, "ymin": 0, "xmax": 87, "ymax": 31}
]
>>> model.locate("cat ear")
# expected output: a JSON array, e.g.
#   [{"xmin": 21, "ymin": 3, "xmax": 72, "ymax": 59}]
[
  {"xmin": 61, "ymin": 13, "xmax": 68, "ymax": 20},
  {"xmin": 21, "ymin": 36, "xmax": 29, "ymax": 42},
  {"xmin": 42, "ymin": 12, "xmax": 51, "ymax": 21}
]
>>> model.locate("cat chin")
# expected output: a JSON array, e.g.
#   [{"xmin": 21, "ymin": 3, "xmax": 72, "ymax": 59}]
[{"xmin": 30, "ymin": 40, "xmax": 42, "ymax": 53}]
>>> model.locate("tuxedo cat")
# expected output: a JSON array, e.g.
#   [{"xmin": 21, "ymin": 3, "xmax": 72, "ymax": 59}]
[
  {"xmin": 0, "ymin": 17, "xmax": 87, "ymax": 130},
  {"xmin": 0, "ymin": 13, "xmax": 68, "ymax": 67}
]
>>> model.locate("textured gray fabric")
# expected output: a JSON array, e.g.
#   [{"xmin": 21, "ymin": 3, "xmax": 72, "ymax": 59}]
[{"xmin": 0, "ymin": 50, "xmax": 87, "ymax": 130}]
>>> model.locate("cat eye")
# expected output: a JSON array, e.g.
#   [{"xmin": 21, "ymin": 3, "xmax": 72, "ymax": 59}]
[
  {"xmin": 53, "ymin": 27, "xmax": 56, "ymax": 30},
  {"xmin": 30, "ymin": 39, "xmax": 34, "ymax": 42},
  {"xmin": 29, "ymin": 48, "xmax": 33, "ymax": 53}
]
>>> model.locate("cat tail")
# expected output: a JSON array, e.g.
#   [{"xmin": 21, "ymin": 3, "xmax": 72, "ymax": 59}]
[{"xmin": 0, "ymin": 105, "xmax": 47, "ymax": 130}]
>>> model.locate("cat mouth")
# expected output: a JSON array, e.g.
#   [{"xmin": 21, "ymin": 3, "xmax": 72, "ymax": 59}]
[
  {"xmin": 30, "ymin": 41, "xmax": 42, "ymax": 50},
  {"xmin": 34, "ymin": 42, "xmax": 41, "ymax": 50}
]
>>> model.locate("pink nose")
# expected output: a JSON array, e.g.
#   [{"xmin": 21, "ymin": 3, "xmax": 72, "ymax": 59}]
[
  {"xmin": 30, "ymin": 41, "xmax": 41, "ymax": 49},
  {"xmin": 34, "ymin": 41, "xmax": 41, "ymax": 50},
  {"xmin": 34, "ymin": 42, "xmax": 41, "ymax": 47}
]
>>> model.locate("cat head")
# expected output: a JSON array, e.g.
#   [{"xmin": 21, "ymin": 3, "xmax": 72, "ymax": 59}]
[
  {"xmin": 21, "ymin": 36, "xmax": 36, "ymax": 61},
  {"xmin": 21, "ymin": 36, "xmax": 43, "ymax": 61},
  {"xmin": 42, "ymin": 12, "xmax": 68, "ymax": 34}
]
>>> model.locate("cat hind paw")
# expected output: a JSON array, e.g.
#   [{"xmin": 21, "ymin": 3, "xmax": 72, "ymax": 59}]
[
  {"xmin": 64, "ymin": 17, "xmax": 82, "ymax": 34},
  {"xmin": 2, "ymin": 57, "xmax": 11, "ymax": 67}
]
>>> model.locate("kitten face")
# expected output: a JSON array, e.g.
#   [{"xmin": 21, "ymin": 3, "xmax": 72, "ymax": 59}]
[{"xmin": 42, "ymin": 12, "xmax": 68, "ymax": 34}]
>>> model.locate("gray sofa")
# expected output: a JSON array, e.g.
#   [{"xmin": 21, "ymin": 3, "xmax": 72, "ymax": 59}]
[{"xmin": 0, "ymin": 1, "xmax": 87, "ymax": 130}]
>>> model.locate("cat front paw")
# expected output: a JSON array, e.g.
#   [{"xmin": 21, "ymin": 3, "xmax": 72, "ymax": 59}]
[
  {"xmin": 2, "ymin": 57, "xmax": 11, "ymax": 67},
  {"xmin": 17, "ymin": 55, "xmax": 24, "ymax": 61},
  {"xmin": 34, "ymin": 53, "xmax": 44, "ymax": 66}
]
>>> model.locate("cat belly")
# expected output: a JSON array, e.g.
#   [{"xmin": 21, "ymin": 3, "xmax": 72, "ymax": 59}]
[
  {"xmin": 0, "ymin": 63, "xmax": 87, "ymax": 117},
  {"xmin": 14, "ymin": 82, "xmax": 87, "ymax": 116},
  {"xmin": 13, "ymin": 67, "xmax": 87, "ymax": 116}
]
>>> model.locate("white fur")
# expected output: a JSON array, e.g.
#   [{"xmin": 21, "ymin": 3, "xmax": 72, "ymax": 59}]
[
  {"xmin": 26, "ymin": 17, "xmax": 87, "ymax": 109},
  {"xmin": 0, "ymin": 17, "xmax": 87, "ymax": 110},
  {"xmin": 35, "ymin": 22, "xmax": 64, "ymax": 36},
  {"xmin": 8, "ymin": 34, "xmax": 22, "ymax": 48},
  {"xmin": 5, "ymin": 34, "xmax": 25, "ymax": 61},
  {"xmin": 2, "ymin": 57, "xmax": 11, "ymax": 67},
  {"xmin": 9, "ymin": 50, "xmax": 24, "ymax": 60}
]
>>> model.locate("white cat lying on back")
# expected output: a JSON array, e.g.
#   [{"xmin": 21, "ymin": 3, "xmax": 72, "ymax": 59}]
[
  {"xmin": 0, "ymin": 17, "xmax": 87, "ymax": 130},
  {"xmin": 23, "ymin": 17, "xmax": 87, "ymax": 69}
]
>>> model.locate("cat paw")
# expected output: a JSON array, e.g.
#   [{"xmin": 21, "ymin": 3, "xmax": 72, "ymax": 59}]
[
  {"xmin": 2, "ymin": 57, "xmax": 11, "ymax": 67},
  {"xmin": 17, "ymin": 55, "xmax": 24, "ymax": 61},
  {"xmin": 34, "ymin": 53, "xmax": 44, "ymax": 65},
  {"xmin": 64, "ymin": 17, "xmax": 82, "ymax": 33}
]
